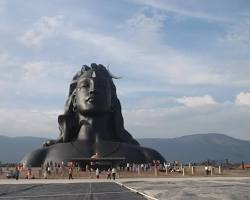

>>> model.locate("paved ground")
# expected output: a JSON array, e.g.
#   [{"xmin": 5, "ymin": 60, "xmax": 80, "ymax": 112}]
[
  {"xmin": 119, "ymin": 177, "xmax": 250, "ymax": 200},
  {"xmin": 1, "ymin": 177, "xmax": 250, "ymax": 200},
  {"xmin": 0, "ymin": 182, "xmax": 147, "ymax": 200}
]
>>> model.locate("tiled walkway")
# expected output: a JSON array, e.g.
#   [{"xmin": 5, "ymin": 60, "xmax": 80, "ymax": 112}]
[{"xmin": 0, "ymin": 182, "xmax": 147, "ymax": 200}]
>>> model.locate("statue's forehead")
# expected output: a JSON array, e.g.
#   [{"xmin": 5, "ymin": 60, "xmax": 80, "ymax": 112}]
[
  {"xmin": 80, "ymin": 69, "xmax": 96, "ymax": 78},
  {"xmin": 77, "ymin": 72, "xmax": 109, "ymax": 84},
  {"xmin": 78, "ymin": 68, "xmax": 110, "ymax": 80}
]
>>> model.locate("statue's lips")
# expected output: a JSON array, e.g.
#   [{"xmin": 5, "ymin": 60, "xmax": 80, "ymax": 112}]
[{"xmin": 85, "ymin": 96, "xmax": 95, "ymax": 103}]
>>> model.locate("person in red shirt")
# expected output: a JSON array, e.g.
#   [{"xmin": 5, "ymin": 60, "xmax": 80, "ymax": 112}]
[{"xmin": 68, "ymin": 167, "xmax": 73, "ymax": 179}]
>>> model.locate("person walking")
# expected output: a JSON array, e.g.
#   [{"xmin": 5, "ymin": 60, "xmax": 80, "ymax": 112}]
[
  {"xmin": 111, "ymin": 167, "xmax": 116, "ymax": 180},
  {"xmin": 68, "ymin": 167, "xmax": 73, "ymax": 179},
  {"xmin": 205, "ymin": 166, "xmax": 209, "ymax": 175},
  {"xmin": 27, "ymin": 166, "xmax": 32, "ymax": 179},
  {"xmin": 48, "ymin": 166, "xmax": 51, "ymax": 176},
  {"xmin": 15, "ymin": 166, "xmax": 20, "ymax": 180},
  {"xmin": 96, "ymin": 168, "xmax": 100, "ymax": 179},
  {"xmin": 126, "ymin": 163, "xmax": 130, "ymax": 172},
  {"xmin": 44, "ymin": 169, "xmax": 48, "ymax": 179},
  {"xmin": 107, "ymin": 168, "xmax": 111, "ymax": 179}
]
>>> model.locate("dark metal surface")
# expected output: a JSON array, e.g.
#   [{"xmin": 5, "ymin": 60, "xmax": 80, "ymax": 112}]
[
  {"xmin": 0, "ymin": 182, "xmax": 147, "ymax": 200},
  {"xmin": 22, "ymin": 63, "xmax": 165, "ymax": 166}
]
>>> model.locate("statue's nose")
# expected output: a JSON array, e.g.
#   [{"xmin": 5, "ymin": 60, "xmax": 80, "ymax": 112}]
[{"xmin": 89, "ymin": 80, "xmax": 96, "ymax": 95}]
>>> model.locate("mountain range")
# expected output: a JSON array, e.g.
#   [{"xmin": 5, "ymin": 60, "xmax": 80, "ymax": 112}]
[
  {"xmin": 139, "ymin": 133, "xmax": 250, "ymax": 163},
  {"xmin": 0, "ymin": 133, "xmax": 249, "ymax": 163}
]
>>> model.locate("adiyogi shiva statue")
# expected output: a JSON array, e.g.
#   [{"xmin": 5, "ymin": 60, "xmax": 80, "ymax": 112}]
[{"xmin": 22, "ymin": 63, "xmax": 165, "ymax": 166}]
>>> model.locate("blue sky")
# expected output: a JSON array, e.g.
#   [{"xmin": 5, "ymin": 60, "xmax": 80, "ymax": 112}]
[{"xmin": 0, "ymin": 0, "xmax": 250, "ymax": 140}]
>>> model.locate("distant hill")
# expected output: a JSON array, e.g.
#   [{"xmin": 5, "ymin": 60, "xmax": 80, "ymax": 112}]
[
  {"xmin": 138, "ymin": 133, "xmax": 250, "ymax": 163},
  {"xmin": 0, "ymin": 135, "xmax": 46, "ymax": 163},
  {"xmin": 0, "ymin": 133, "xmax": 250, "ymax": 163}
]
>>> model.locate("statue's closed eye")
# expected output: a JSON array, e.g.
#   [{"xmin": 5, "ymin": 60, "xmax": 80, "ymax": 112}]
[
  {"xmin": 81, "ymin": 83, "xmax": 89, "ymax": 87},
  {"xmin": 78, "ymin": 80, "xmax": 90, "ymax": 89}
]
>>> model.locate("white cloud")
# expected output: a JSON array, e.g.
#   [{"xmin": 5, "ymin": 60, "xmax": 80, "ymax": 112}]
[
  {"xmin": 0, "ymin": 52, "xmax": 9, "ymax": 64},
  {"xmin": 125, "ymin": 11, "xmax": 165, "ymax": 46},
  {"xmin": 123, "ymin": 104, "xmax": 250, "ymax": 140},
  {"xmin": 176, "ymin": 95, "xmax": 217, "ymax": 107},
  {"xmin": 19, "ymin": 61, "xmax": 76, "ymax": 95},
  {"xmin": 23, "ymin": 62, "xmax": 46, "ymax": 81},
  {"xmin": 1, "ymin": 101, "xmax": 250, "ymax": 140},
  {"xmin": 131, "ymin": 0, "xmax": 229, "ymax": 22},
  {"xmin": 1, "ymin": 1, "xmax": 250, "ymax": 142},
  {"xmin": 62, "ymin": 8, "xmax": 248, "ymax": 87},
  {"xmin": 22, "ymin": 61, "xmax": 73, "ymax": 79},
  {"xmin": 67, "ymin": 29, "xmax": 143, "ymax": 65},
  {"xmin": 0, "ymin": 0, "xmax": 5, "ymax": 13},
  {"xmin": 221, "ymin": 14, "xmax": 250, "ymax": 46},
  {"xmin": 66, "ymin": 17, "xmax": 224, "ymax": 86},
  {"xmin": 20, "ymin": 15, "xmax": 64, "ymax": 46},
  {"xmin": 0, "ymin": 52, "xmax": 17, "ymax": 67},
  {"xmin": 0, "ymin": 52, "xmax": 23, "ymax": 92},
  {"xmin": 0, "ymin": 108, "xmax": 60, "ymax": 138},
  {"xmin": 22, "ymin": 61, "xmax": 69, "ymax": 82},
  {"xmin": 0, "ymin": 55, "xmax": 76, "ymax": 98},
  {"xmin": 235, "ymin": 92, "xmax": 250, "ymax": 106},
  {"xmin": 122, "ymin": 10, "xmax": 246, "ymax": 87}
]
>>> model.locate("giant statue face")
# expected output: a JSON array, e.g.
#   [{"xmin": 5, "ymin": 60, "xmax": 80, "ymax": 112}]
[{"xmin": 75, "ymin": 69, "xmax": 112, "ymax": 114}]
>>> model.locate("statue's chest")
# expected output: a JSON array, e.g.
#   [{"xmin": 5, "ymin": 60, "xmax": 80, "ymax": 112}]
[{"xmin": 77, "ymin": 125, "xmax": 94, "ymax": 140}]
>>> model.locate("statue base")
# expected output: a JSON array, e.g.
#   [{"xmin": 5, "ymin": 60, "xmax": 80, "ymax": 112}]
[{"xmin": 21, "ymin": 140, "xmax": 165, "ymax": 167}]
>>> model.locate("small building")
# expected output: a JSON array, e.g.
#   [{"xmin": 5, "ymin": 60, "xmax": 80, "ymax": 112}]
[{"xmin": 70, "ymin": 153, "xmax": 125, "ymax": 170}]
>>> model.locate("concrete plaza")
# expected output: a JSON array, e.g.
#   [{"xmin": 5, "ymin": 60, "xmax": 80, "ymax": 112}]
[
  {"xmin": 119, "ymin": 177, "xmax": 250, "ymax": 200},
  {"xmin": 0, "ymin": 177, "xmax": 250, "ymax": 199},
  {"xmin": 0, "ymin": 180, "xmax": 147, "ymax": 200}
]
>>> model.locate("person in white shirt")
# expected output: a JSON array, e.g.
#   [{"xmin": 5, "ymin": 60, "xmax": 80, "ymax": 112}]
[{"xmin": 111, "ymin": 167, "xmax": 116, "ymax": 180}]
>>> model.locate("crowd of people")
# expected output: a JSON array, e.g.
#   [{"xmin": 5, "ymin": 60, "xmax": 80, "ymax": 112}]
[
  {"xmin": 40, "ymin": 160, "xmax": 121, "ymax": 180},
  {"xmin": 2, "ymin": 160, "xmax": 229, "ymax": 180},
  {"xmin": 6, "ymin": 160, "xmax": 165, "ymax": 180}
]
